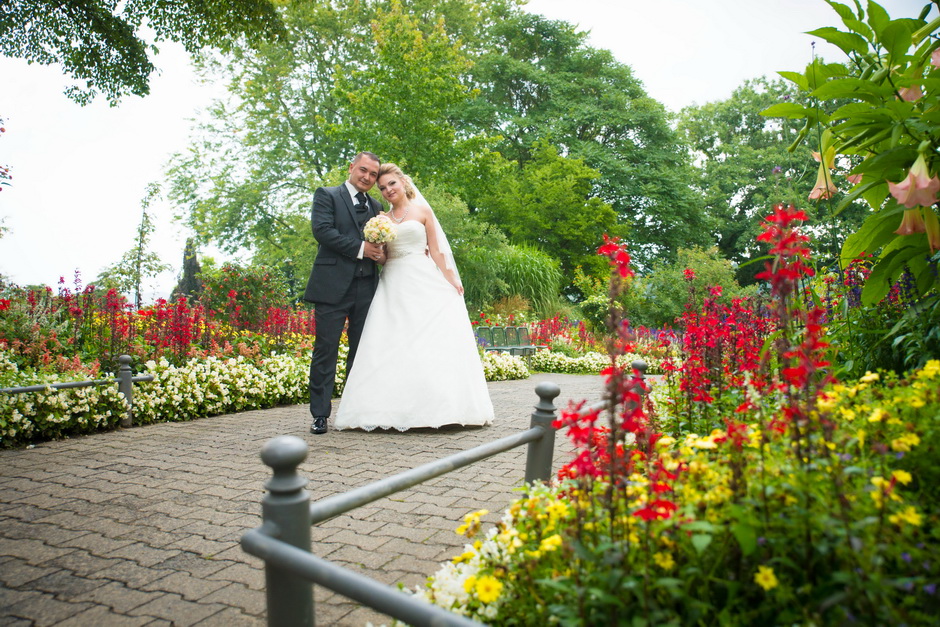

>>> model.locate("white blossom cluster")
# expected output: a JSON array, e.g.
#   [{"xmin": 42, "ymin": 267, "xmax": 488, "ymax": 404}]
[
  {"xmin": 528, "ymin": 350, "xmax": 658, "ymax": 375},
  {"xmin": 133, "ymin": 352, "xmax": 310, "ymax": 424},
  {"xmin": 0, "ymin": 349, "xmax": 128, "ymax": 447},
  {"xmin": 481, "ymin": 350, "xmax": 529, "ymax": 381}
]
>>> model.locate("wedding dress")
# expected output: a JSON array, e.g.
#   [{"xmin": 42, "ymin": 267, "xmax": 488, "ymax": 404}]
[{"xmin": 334, "ymin": 220, "xmax": 495, "ymax": 431}]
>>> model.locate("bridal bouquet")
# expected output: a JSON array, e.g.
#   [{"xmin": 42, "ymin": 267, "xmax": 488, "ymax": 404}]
[{"xmin": 363, "ymin": 214, "xmax": 397, "ymax": 244}]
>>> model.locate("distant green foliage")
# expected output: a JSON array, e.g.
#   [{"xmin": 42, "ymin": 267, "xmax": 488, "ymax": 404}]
[
  {"xmin": 627, "ymin": 247, "xmax": 759, "ymax": 329},
  {"xmin": 0, "ymin": 0, "xmax": 285, "ymax": 104}
]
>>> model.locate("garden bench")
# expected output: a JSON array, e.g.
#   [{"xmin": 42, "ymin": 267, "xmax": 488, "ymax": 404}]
[{"xmin": 475, "ymin": 326, "xmax": 548, "ymax": 357}]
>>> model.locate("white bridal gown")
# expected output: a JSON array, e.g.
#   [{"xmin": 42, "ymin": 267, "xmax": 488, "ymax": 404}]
[{"xmin": 335, "ymin": 220, "xmax": 495, "ymax": 431}]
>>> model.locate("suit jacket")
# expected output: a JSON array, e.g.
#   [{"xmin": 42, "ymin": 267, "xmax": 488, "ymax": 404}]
[{"xmin": 303, "ymin": 184, "xmax": 381, "ymax": 304}]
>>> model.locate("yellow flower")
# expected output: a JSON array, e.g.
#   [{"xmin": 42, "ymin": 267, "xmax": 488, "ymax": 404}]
[
  {"xmin": 817, "ymin": 394, "xmax": 837, "ymax": 412},
  {"xmin": 891, "ymin": 433, "xmax": 921, "ymax": 452},
  {"xmin": 546, "ymin": 500, "xmax": 569, "ymax": 519},
  {"xmin": 475, "ymin": 575, "xmax": 503, "ymax": 604},
  {"xmin": 889, "ymin": 505, "xmax": 923, "ymax": 527},
  {"xmin": 653, "ymin": 552, "xmax": 675, "ymax": 570},
  {"xmin": 892, "ymin": 469, "xmax": 913, "ymax": 485},
  {"xmin": 868, "ymin": 408, "xmax": 886, "ymax": 423},
  {"xmin": 754, "ymin": 565, "xmax": 779, "ymax": 591},
  {"xmin": 917, "ymin": 360, "xmax": 939, "ymax": 379},
  {"xmin": 860, "ymin": 371, "xmax": 880, "ymax": 383},
  {"xmin": 463, "ymin": 575, "xmax": 477, "ymax": 594},
  {"xmin": 456, "ymin": 509, "xmax": 489, "ymax": 537},
  {"xmin": 539, "ymin": 534, "xmax": 563, "ymax": 552},
  {"xmin": 452, "ymin": 551, "xmax": 476, "ymax": 564}
]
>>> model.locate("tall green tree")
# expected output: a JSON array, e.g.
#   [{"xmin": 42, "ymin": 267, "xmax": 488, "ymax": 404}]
[
  {"xmin": 0, "ymin": 0, "xmax": 285, "ymax": 105},
  {"xmin": 678, "ymin": 77, "xmax": 869, "ymax": 283},
  {"xmin": 460, "ymin": 12, "xmax": 708, "ymax": 268},
  {"xmin": 477, "ymin": 141, "xmax": 623, "ymax": 288},
  {"xmin": 96, "ymin": 184, "xmax": 171, "ymax": 307},
  {"xmin": 168, "ymin": 0, "xmax": 511, "ymax": 283}
]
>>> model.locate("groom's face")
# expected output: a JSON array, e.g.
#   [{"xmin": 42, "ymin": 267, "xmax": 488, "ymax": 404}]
[{"xmin": 348, "ymin": 156, "xmax": 380, "ymax": 193}]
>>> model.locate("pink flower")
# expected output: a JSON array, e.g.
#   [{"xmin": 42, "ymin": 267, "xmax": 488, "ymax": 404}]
[
  {"xmin": 808, "ymin": 162, "xmax": 837, "ymax": 200},
  {"xmin": 899, "ymin": 85, "xmax": 923, "ymax": 102},
  {"xmin": 932, "ymin": 49, "xmax": 940, "ymax": 68},
  {"xmin": 895, "ymin": 208, "xmax": 926, "ymax": 236},
  {"xmin": 924, "ymin": 208, "xmax": 940, "ymax": 253},
  {"xmin": 846, "ymin": 173, "xmax": 863, "ymax": 185},
  {"xmin": 888, "ymin": 153, "xmax": 940, "ymax": 209}
]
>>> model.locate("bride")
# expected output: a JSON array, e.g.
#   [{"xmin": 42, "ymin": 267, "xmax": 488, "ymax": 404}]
[{"xmin": 334, "ymin": 163, "xmax": 495, "ymax": 431}]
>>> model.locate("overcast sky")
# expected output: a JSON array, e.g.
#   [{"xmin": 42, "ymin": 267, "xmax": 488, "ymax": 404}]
[{"xmin": 0, "ymin": 0, "xmax": 927, "ymax": 299}]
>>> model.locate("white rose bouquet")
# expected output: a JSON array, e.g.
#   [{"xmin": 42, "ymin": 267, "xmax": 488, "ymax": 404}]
[{"xmin": 363, "ymin": 214, "xmax": 397, "ymax": 244}]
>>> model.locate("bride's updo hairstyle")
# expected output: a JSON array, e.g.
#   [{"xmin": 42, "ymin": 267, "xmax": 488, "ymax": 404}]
[{"xmin": 378, "ymin": 163, "xmax": 416, "ymax": 200}]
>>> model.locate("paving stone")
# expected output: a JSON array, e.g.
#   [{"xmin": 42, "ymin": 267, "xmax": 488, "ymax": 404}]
[
  {"xmin": 141, "ymin": 571, "xmax": 229, "ymax": 601},
  {"xmin": 0, "ymin": 557, "xmax": 63, "ymax": 588},
  {"xmin": 29, "ymin": 569, "xmax": 109, "ymax": 599},
  {"xmin": 127, "ymin": 592, "xmax": 225, "ymax": 626},
  {"xmin": 55, "ymin": 604, "xmax": 154, "ymax": 626},
  {"xmin": 87, "ymin": 560, "xmax": 176, "ymax": 588},
  {"xmin": 198, "ymin": 582, "xmax": 266, "ymax": 616},
  {"xmin": 205, "ymin": 562, "xmax": 265, "ymax": 591},
  {"xmin": 151, "ymin": 552, "xmax": 229, "ymax": 579},
  {"xmin": 192, "ymin": 606, "xmax": 263, "ymax": 626},
  {"xmin": 104, "ymin": 543, "xmax": 182, "ymax": 567},
  {"xmin": 0, "ymin": 537, "xmax": 77, "ymax": 566},
  {"xmin": 81, "ymin": 580, "xmax": 166, "ymax": 613},
  {"xmin": 0, "ymin": 374, "xmax": 605, "ymax": 625},
  {"xmin": 3, "ymin": 588, "xmax": 93, "ymax": 626}
]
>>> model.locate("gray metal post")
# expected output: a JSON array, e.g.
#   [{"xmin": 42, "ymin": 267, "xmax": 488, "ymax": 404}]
[
  {"xmin": 524, "ymin": 381, "xmax": 561, "ymax": 484},
  {"xmin": 631, "ymin": 360, "xmax": 648, "ymax": 407},
  {"xmin": 259, "ymin": 436, "xmax": 313, "ymax": 627},
  {"xmin": 117, "ymin": 355, "xmax": 134, "ymax": 428}
]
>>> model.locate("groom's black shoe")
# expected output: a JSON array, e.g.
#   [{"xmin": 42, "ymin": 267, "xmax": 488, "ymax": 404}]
[{"xmin": 311, "ymin": 416, "xmax": 328, "ymax": 435}]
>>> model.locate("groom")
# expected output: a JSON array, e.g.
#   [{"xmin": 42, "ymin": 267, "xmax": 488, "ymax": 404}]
[{"xmin": 303, "ymin": 151, "xmax": 386, "ymax": 434}]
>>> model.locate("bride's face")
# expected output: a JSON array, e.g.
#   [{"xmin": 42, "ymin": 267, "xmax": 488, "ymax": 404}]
[{"xmin": 377, "ymin": 174, "xmax": 404, "ymax": 204}]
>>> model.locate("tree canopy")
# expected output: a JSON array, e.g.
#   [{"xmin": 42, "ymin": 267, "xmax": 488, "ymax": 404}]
[{"xmin": 0, "ymin": 0, "xmax": 286, "ymax": 104}]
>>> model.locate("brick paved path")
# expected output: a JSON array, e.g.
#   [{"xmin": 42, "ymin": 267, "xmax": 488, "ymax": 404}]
[{"xmin": 0, "ymin": 373, "xmax": 605, "ymax": 626}]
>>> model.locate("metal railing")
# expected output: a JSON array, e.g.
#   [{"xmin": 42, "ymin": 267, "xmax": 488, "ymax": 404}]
[
  {"xmin": 0, "ymin": 354, "xmax": 154, "ymax": 428},
  {"xmin": 242, "ymin": 363, "xmax": 646, "ymax": 626}
]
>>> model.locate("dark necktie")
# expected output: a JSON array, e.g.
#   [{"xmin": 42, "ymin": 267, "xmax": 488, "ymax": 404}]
[{"xmin": 355, "ymin": 192, "xmax": 368, "ymax": 213}]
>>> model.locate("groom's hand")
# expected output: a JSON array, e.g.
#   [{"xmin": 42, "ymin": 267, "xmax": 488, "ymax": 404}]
[{"xmin": 364, "ymin": 241, "xmax": 386, "ymax": 263}]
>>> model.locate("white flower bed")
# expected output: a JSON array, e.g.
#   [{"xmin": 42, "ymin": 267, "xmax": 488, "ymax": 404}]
[
  {"xmin": 1, "ymin": 345, "xmax": 530, "ymax": 447},
  {"xmin": 481, "ymin": 351, "xmax": 529, "ymax": 381},
  {"xmin": 528, "ymin": 350, "xmax": 661, "ymax": 375}
]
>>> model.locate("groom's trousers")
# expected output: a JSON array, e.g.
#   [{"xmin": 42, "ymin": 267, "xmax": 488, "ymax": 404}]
[{"xmin": 308, "ymin": 275, "xmax": 376, "ymax": 417}]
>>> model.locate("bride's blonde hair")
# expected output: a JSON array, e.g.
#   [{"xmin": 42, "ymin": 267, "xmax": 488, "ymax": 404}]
[{"xmin": 378, "ymin": 163, "xmax": 416, "ymax": 200}]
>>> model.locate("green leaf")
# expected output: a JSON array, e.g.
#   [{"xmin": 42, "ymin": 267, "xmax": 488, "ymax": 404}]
[
  {"xmin": 867, "ymin": 1, "xmax": 890, "ymax": 34},
  {"xmin": 850, "ymin": 146, "xmax": 916, "ymax": 178},
  {"xmin": 810, "ymin": 77, "xmax": 891, "ymax": 102},
  {"xmin": 861, "ymin": 182, "xmax": 889, "ymax": 210},
  {"xmin": 861, "ymin": 241, "xmax": 925, "ymax": 305},
  {"xmin": 777, "ymin": 70, "xmax": 808, "ymax": 90},
  {"xmin": 879, "ymin": 21, "xmax": 914, "ymax": 62},
  {"xmin": 807, "ymin": 26, "xmax": 869, "ymax": 55},
  {"xmin": 759, "ymin": 103, "xmax": 809, "ymax": 119},
  {"xmin": 844, "ymin": 18, "xmax": 873, "ymax": 40},
  {"xmin": 825, "ymin": 0, "xmax": 856, "ymax": 24},
  {"xmin": 841, "ymin": 206, "xmax": 903, "ymax": 264},
  {"xmin": 731, "ymin": 522, "xmax": 758, "ymax": 556},
  {"xmin": 691, "ymin": 534, "xmax": 713, "ymax": 555}
]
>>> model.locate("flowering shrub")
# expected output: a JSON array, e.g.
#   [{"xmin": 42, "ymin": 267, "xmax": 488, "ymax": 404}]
[
  {"xmin": 481, "ymin": 351, "xmax": 529, "ymax": 382},
  {"xmin": 1, "ymin": 331, "xmax": 529, "ymax": 446},
  {"xmin": 417, "ymin": 361, "xmax": 939, "ymax": 624},
  {"xmin": 0, "ymin": 350, "xmax": 128, "ymax": 448},
  {"xmin": 527, "ymin": 350, "xmax": 662, "ymax": 375},
  {"xmin": 412, "ymin": 209, "xmax": 939, "ymax": 624},
  {"xmin": 132, "ymin": 352, "xmax": 309, "ymax": 424}
]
